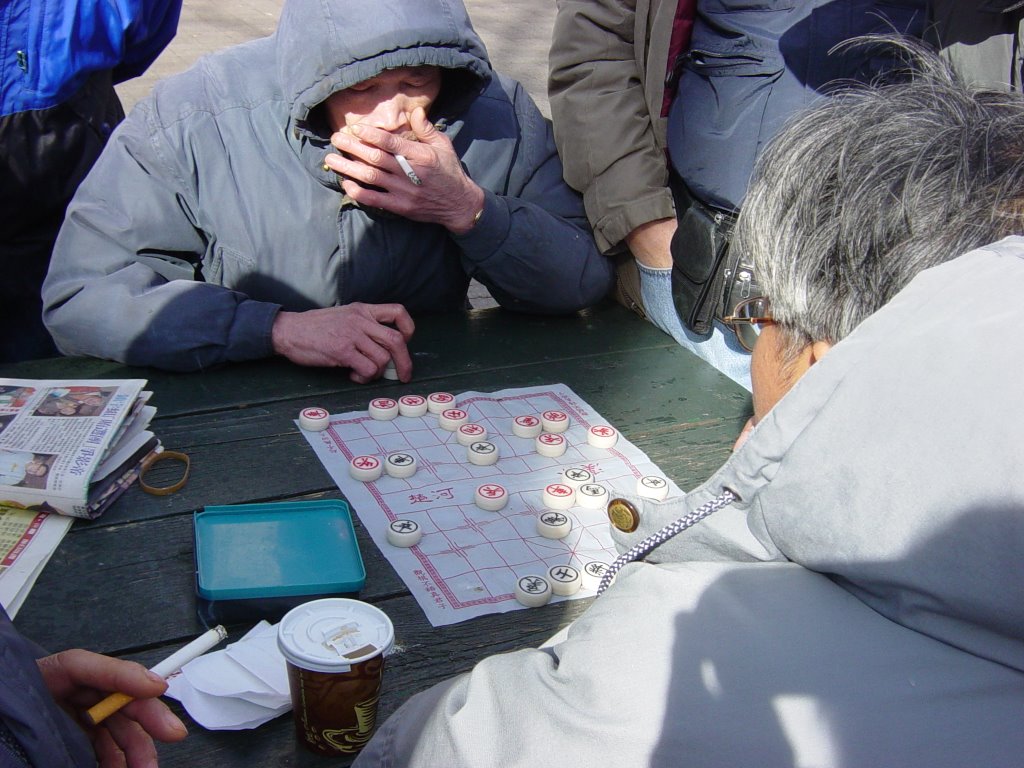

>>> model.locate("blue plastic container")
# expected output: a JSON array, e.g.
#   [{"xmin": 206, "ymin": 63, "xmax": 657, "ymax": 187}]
[{"xmin": 194, "ymin": 499, "xmax": 365, "ymax": 623}]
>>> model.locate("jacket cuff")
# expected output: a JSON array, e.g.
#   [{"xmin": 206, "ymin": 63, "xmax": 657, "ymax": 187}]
[
  {"xmin": 450, "ymin": 190, "xmax": 510, "ymax": 264},
  {"xmin": 227, "ymin": 300, "xmax": 281, "ymax": 362},
  {"xmin": 588, "ymin": 188, "xmax": 677, "ymax": 254}
]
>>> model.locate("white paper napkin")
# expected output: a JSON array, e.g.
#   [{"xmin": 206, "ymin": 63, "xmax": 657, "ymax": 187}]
[{"xmin": 165, "ymin": 620, "xmax": 292, "ymax": 730}]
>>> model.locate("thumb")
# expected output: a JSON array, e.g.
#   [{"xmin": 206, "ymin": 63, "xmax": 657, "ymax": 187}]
[{"xmin": 411, "ymin": 107, "xmax": 442, "ymax": 145}]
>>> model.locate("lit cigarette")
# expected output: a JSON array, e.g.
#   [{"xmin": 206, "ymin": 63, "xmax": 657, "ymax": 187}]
[
  {"xmin": 85, "ymin": 625, "xmax": 227, "ymax": 726},
  {"xmin": 394, "ymin": 153, "xmax": 423, "ymax": 186}
]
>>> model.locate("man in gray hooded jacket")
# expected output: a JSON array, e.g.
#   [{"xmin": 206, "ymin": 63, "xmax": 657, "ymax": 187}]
[
  {"xmin": 41, "ymin": 0, "xmax": 613, "ymax": 378},
  {"xmin": 353, "ymin": 41, "xmax": 1024, "ymax": 767}
]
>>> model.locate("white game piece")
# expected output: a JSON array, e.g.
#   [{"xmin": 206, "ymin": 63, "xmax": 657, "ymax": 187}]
[
  {"xmin": 456, "ymin": 422, "xmax": 488, "ymax": 446},
  {"xmin": 536, "ymin": 510, "xmax": 572, "ymax": 539},
  {"xmin": 542, "ymin": 482, "xmax": 575, "ymax": 509},
  {"xmin": 547, "ymin": 564, "xmax": 582, "ymax": 596},
  {"xmin": 581, "ymin": 560, "xmax": 612, "ymax": 591},
  {"xmin": 298, "ymin": 406, "xmax": 330, "ymax": 432},
  {"xmin": 514, "ymin": 575, "xmax": 552, "ymax": 607},
  {"xmin": 577, "ymin": 482, "xmax": 609, "ymax": 509},
  {"xmin": 386, "ymin": 519, "xmax": 422, "ymax": 547},
  {"xmin": 438, "ymin": 408, "xmax": 469, "ymax": 431},
  {"xmin": 535, "ymin": 432, "xmax": 567, "ymax": 457},
  {"xmin": 349, "ymin": 454, "xmax": 383, "ymax": 482},
  {"xmin": 511, "ymin": 414, "xmax": 542, "ymax": 438},
  {"xmin": 427, "ymin": 392, "xmax": 455, "ymax": 414},
  {"xmin": 385, "ymin": 451, "xmax": 417, "ymax": 479},
  {"xmin": 587, "ymin": 424, "xmax": 619, "ymax": 449},
  {"xmin": 474, "ymin": 483, "xmax": 508, "ymax": 511},
  {"xmin": 382, "ymin": 358, "xmax": 399, "ymax": 381},
  {"xmin": 541, "ymin": 409, "xmax": 570, "ymax": 433},
  {"xmin": 398, "ymin": 394, "xmax": 428, "ymax": 418},
  {"xmin": 637, "ymin": 475, "xmax": 670, "ymax": 500},
  {"xmin": 368, "ymin": 397, "xmax": 399, "ymax": 421},
  {"xmin": 467, "ymin": 441, "xmax": 499, "ymax": 466},
  {"xmin": 561, "ymin": 466, "xmax": 593, "ymax": 489}
]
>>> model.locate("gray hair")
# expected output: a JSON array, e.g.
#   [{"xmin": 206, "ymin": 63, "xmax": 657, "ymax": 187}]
[{"xmin": 733, "ymin": 36, "xmax": 1024, "ymax": 347}]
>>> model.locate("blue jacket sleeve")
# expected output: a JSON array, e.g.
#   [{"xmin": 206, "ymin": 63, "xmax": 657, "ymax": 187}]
[
  {"xmin": 41, "ymin": 98, "xmax": 279, "ymax": 372},
  {"xmin": 0, "ymin": 609, "xmax": 95, "ymax": 767},
  {"xmin": 454, "ymin": 77, "xmax": 615, "ymax": 314},
  {"xmin": 110, "ymin": 0, "xmax": 184, "ymax": 83},
  {"xmin": 3, "ymin": 0, "xmax": 181, "ymax": 113}
]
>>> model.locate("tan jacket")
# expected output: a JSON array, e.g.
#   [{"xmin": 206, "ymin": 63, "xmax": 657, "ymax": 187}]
[{"xmin": 549, "ymin": 0, "xmax": 681, "ymax": 253}]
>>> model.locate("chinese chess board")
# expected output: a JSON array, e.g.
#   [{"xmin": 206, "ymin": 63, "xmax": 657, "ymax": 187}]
[{"xmin": 299, "ymin": 384, "xmax": 680, "ymax": 626}]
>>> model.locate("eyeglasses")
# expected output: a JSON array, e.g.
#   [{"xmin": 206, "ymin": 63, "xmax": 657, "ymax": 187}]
[{"xmin": 723, "ymin": 296, "xmax": 774, "ymax": 352}]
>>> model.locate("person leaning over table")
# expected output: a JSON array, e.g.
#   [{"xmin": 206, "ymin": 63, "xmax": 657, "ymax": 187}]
[
  {"xmin": 352, "ymin": 39, "xmax": 1024, "ymax": 767},
  {"xmin": 548, "ymin": 0, "xmax": 928, "ymax": 391},
  {"xmin": 41, "ymin": 0, "xmax": 614, "ymax": 380},
  {"xmin": 0, "ymin": 606, "xmax": 186, "ymax": 767}
]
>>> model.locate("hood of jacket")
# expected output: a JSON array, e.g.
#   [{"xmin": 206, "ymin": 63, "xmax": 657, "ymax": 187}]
[
  {"xmin": 612, "ymin": 236, "xmax": 1024, "ymax": 674},
  {"xmin": 274, "ymin": 0, "xmax": 492, "ymax": 145}
]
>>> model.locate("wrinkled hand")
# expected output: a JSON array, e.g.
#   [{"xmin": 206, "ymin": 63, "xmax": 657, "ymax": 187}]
[
  {"xmin": 36, "ymin": 649, "xmax": 187, "ymax": 768},
  {"xmin": 271, "ymin": 303, "xmax": 415, "ymax": 383},
  {"xmin": 323, "ymin": 107, "xmax": 485, "ymax": 234}
]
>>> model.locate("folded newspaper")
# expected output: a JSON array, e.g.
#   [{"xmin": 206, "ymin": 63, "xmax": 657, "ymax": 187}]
[{"xmin": 0, "ymin": 379, "xmax": 160, "ymax": 519}]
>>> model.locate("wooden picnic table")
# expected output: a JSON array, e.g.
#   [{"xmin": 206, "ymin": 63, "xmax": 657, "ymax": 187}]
[{"xmin": 2, "ymin": 301, "xmax": 749, "ymax": 766}]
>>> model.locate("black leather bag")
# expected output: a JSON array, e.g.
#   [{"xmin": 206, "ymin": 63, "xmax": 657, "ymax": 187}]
[
  {"xmin": 663, "ymin": 1, "xmax": 924, "ymax": 335},
  {"xmin": 668, "ymin": 177, "xmax": 757, "ymax": 335}
]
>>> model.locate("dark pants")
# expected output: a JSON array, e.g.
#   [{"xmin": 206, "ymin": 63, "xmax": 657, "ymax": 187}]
[{"xmin": 0, "ymin": 72, "xmax": 124, "ymax": 363}]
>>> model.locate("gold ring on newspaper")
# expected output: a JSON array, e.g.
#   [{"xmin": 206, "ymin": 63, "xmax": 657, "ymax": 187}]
[{"xmin": 139, "ymin": 450, "xmax": 191, "ymax": 496}]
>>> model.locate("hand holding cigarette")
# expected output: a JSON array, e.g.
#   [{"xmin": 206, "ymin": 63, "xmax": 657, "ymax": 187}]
[
  {"xmin": 35, "ymin": 639, "xmax": 201, "ymax": 766},
  {"xmin": 325, "ymin": 107, "xmax": 485, "ymax": 234},
  {"xmin": 85, "ymin": 625, "xmax": 228, "ymax": 727}
]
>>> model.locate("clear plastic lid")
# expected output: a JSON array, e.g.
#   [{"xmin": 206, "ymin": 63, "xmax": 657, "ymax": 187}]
[{"xmin": 277, "ymin": 598, "xmax": 394, "ymax": 673}]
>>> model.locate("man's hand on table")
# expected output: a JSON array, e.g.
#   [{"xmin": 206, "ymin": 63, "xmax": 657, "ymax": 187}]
[
  {"xmin": 271, "ymin": 303, "xmax": 416, "ymax": 383},
  {"xmin": 36, "ymin": 649, "xmax": 187, "ymax": 768},
  {"xmin": 324, "ymin": 106, "xmax": 486, "ymax": 235}
]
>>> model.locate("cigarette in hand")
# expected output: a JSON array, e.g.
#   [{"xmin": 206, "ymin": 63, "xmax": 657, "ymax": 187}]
[
  {"xmin": 394, "ymin": 154, "xmax": 423, "ymax": 186},
  {"xmin": 85, "ymin": 625, "xmax": 228, "ymax": 726}
]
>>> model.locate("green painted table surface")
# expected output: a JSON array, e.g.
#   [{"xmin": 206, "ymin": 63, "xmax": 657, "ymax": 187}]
[{"xmin": 2, "ymin": 302, "xmax": 750, "ymax": 767}]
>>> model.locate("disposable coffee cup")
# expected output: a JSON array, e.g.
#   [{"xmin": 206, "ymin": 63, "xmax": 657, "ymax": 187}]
[{"xmin": 277, "ymin": 598, "xmax": 395, "ymax": 756}]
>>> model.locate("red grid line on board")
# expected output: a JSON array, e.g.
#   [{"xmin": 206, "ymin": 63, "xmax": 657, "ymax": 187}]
[
  {"xmin": 323, "ymin": 414, "xmax": 467, "ymax": 510},
  {"xmin": 457, "ymin": 392, "xmax": 640, "ymax": 478},
  {"xmin": 320, "ymin": 389, "xmax": 633, "ymax": 611},
  {"xmin": 409, "ymin": 492, "xmax": 613, "ymax": 608},
  {"xmin": 397, "ymin": 499, "xmax": 616, "ymax": 609},
  {"xmin": 419, "ymin": 506, "xmax": 523, "ymax": 606}
]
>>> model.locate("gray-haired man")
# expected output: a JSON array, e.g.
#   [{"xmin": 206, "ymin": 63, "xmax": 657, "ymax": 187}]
[{"xmin": 355, "ymin": 40, "xmax": 1024, "ymax": 767}]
